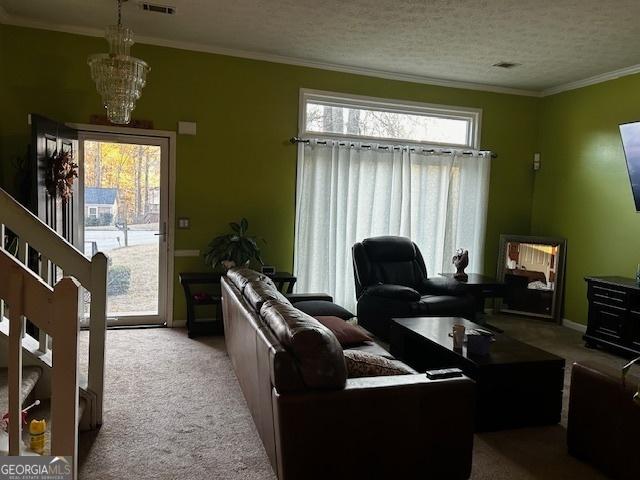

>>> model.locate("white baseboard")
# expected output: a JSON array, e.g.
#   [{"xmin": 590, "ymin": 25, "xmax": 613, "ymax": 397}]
[{"xmin": 561, "ymin": 318, "xmax": 587, "ymax": 333}]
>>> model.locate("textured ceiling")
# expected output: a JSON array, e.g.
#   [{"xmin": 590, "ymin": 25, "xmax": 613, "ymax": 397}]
[{"xmin": 3, "ymin": 0, "xmax": 640, "ymax": 92}]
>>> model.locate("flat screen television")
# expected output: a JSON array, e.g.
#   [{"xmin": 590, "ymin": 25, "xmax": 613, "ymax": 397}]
[{"xmin": 619, "ymin": 121, "xmax": 640, "ymax": 211}]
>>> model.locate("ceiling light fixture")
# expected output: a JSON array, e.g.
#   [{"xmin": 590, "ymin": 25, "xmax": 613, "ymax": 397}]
[{"xmin": 88, "ymin": 0, "xmax": 150, "ymax": 125}]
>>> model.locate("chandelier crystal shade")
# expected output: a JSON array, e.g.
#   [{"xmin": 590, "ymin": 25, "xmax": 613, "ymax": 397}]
[{"xmin": 88, "ymin": 1, "xmax": 149, "ymax": 125}]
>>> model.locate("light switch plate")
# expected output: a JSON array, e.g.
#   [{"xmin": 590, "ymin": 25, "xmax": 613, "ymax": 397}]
[
  {"xmin": 178, "ymin": 217, "xmax": 190, "ymax": 229},
  {"xmin": 533, "ymin": 153, "xmax": 541, "ymax": 171}
]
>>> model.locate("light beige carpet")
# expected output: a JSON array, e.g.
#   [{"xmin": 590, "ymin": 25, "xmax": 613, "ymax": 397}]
[
  {"xmin": 78, "ymin": 329, "xmax": 275, "ymax": 480},
  {"xmin": 77, "ymin": 315, "xmax": 632, "ymax": 479}
]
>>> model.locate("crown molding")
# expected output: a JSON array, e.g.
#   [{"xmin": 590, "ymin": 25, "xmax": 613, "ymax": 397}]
[
  {"xmin": 0, "ymin": 12, "xmax": 541, "ymax": 98},
  {"xmin": 541, "ymin": 63, "xmax": 640, "ymax": 96}
]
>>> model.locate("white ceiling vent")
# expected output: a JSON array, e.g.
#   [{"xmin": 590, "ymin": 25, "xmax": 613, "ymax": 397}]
[
  {"xmin": 140, "ymin": 3, "xmax": 176, "ymax": 15},
  {"xmin": 492, "ymin": 61, "xmax": 521, "ymax": 69}
]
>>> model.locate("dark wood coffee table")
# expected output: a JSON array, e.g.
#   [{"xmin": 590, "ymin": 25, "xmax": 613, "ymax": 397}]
[{"xmin": 390, "ymin": 316, "xmax": 565, "ymax": 431}]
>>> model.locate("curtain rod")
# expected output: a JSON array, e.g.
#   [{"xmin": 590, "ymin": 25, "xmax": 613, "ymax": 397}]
[{"xmin": 289, "ymin": 137, "xmax": 497, "ymax": 158}]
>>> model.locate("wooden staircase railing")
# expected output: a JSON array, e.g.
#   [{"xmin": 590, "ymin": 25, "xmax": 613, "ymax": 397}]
[
  {"xmin": 0, "ymin": 251, "xmax": 79, "ymax": 466},
  {"xmin": 0, "ymin": 187, "xmax": 108, "ymax": 474}
]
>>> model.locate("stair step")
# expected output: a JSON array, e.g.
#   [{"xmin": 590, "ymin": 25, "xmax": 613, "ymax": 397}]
[
  {"xmin": 0, "ymin": 366, "xmax": 42, "ymax": 415},
  {"xmin": 0, "ymin": 319, "xmax": 53, "ymax": 367}
]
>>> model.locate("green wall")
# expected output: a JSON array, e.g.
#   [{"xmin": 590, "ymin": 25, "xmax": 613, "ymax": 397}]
[
  {"xmin": 0, "ymin": 25, "xmax": 540, "ymax": 321},
  {"xmin": 532, "ymin": 74, "xmax": 640, "ymax": 324}
]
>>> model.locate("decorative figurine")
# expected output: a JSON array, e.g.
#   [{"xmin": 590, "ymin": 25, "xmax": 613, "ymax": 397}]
[{"xmin": 452, "ymin": 249, "xmax": 469, "ymax": 281}]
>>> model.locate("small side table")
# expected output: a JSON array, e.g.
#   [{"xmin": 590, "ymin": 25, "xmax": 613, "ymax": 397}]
[
  {"xmin": 179, "ymin": 272, "xmax": 223, "ymax": 338},
  {"xmin": 179, "ymin": 271, "xmax": 297, "ymax": 338},
  {"xmin": 439, "ymin": 273, "xmax": 505, "ymax": 314},
  {"xmin": 267, "ymin": 271, "xmax": 297, "ymax": 294}
]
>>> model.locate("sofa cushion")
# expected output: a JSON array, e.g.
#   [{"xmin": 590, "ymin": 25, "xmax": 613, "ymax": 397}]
[
  {"xmin": 244, "ymin": 281, "xmax": 290, "ymax": 312},
  {"xmin": 226, "ymin": 267, "xmax": 275, "ymax": 293},
  {"xmin": 343, "ymin": 350, "xmax": 416, "ymax": 378},
  {"xmin": 314, "ymin": 316, "xmax": 372, "ymax": 347},
  {"xmin": 260, "ymin": 300, "xmax": 347, "ymax": 390},
  {"xmin": 344, "ymin": 341, "xmax": 395, "ymax": 359},
  {"xmin": 294, "ymin": 300, "xmax": 354, "ymax": 320}
]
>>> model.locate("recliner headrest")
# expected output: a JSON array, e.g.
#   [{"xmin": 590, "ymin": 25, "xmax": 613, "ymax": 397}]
[{"xmin": 362, "ymin": 236, "xmax": 417, "ymax": 262}]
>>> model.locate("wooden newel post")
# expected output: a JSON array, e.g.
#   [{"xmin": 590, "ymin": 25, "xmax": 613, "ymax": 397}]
[{"xmin": 51, "ymin": 276, "xmax": 80, "ymax": 479}]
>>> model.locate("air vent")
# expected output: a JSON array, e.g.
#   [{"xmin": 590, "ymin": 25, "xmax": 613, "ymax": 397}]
[
  {"xmin": 141, "ymin": 3, "xmax": 176, "ymax": 15},
  {"xmin": 492, "ymin": 61, "xmax": 521, "ymax": 69}
]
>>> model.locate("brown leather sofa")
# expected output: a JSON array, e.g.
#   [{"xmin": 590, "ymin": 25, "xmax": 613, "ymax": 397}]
[
  {"xmin": 221, "ymin": 267, "xmax": 476, "ymax": 480},
  {"xmin": 567, "ymin": 361, "xmax": 640, "ymax": 479}
]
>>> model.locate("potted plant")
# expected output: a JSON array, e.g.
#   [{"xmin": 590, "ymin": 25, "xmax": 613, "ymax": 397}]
[{"xmin": 204, "ymin": 218, "xmax": 265, "ymax": 272}]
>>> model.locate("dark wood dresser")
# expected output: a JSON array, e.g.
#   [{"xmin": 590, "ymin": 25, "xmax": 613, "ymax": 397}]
[{"xmin": 585, "ymin": 276, "xmax": 640, "ymax": 356}]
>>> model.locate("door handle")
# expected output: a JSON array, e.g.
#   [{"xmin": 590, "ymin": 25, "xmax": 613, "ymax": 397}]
[{"xmin": 154, "ymin": 222, "xmax": 167, "ymax": 242}]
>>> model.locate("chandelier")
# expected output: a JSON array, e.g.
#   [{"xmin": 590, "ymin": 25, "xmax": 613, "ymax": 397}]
[{"xmin": 88, "ymin": 0, "xmax": 149, "ymax": 125}]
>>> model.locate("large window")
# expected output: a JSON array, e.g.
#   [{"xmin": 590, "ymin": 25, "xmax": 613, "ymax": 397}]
[
  {"xmin": 294, "ymin": 90, "xmax": 490, "ymax": 312},
  {"xmin": 300, "ymin": 89, "xmax": 481, "ymax": 148}
]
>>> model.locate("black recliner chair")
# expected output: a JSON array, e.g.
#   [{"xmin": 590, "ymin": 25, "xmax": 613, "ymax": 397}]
[{"xmin": 352, "ymin": 236, "xmax": 476, "ymax": 340}]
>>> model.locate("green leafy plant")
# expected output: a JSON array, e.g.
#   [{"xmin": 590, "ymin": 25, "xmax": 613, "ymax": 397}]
[
  {"xmin": 107, "ymin": 265, "xmax": 131, "ymax": 296},
  {"xmin": 204, "ymin": 218, "xmax": 265, "ymax": 271}
]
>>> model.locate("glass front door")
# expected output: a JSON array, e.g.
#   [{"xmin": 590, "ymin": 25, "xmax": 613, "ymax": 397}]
[{"xmin": 79, "ymin": 133, "xmax": 169, "ymax": 326}]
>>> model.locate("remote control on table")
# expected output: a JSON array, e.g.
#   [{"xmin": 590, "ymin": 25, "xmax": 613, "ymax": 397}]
[{"xmin": 426, "ymin": 368, "xmax": 464, "ymax": 380}]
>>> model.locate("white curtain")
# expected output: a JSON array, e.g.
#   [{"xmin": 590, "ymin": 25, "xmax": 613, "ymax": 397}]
[{"xmin": 294, "ymin": 140, "xmax": 491, "ymax": 313}]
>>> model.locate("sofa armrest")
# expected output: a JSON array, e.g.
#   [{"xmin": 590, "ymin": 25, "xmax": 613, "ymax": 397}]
[
  {"xmin": 421, "ymin": 276, "xmax": 469, "ymax": 296},
  {"xmin": 273, "ymin": 374, "xmax": 475, "ymax": 480},
  {"xmin": 567, "ymin": 361, "xmax": 640, "ymax": 479},
  {"xmin": 363, "ymin": 284, "xmax": 421, "ymax": 300},
  {"xmin": 286, "ymin": 293, "xmax": 333, "ymax": 303},
  {"xmin": 570, "ymin": 361, "xmax": 640, "ymax": 398}
]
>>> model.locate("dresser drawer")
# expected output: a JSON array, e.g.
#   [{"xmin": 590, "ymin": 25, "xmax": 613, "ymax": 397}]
[
  {"xmin": 590, "ymin": 303, "xmax": 625, "ymax": 341},
  {"xmin": 585, "ymin": 277, "xmax": 640, "ymax": 356},
  {"xmin": 590, "ymin": 284, "xmax": 627, "ymax": 308}
]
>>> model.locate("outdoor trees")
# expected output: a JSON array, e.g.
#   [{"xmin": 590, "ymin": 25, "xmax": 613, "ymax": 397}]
[
  {"xmin": 84, "ymin": 141, "xmax": 161, "ymax": 225},
  {"xmin": 306, "ymin": 102, "xmax": 465, "ymax": 145}
]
